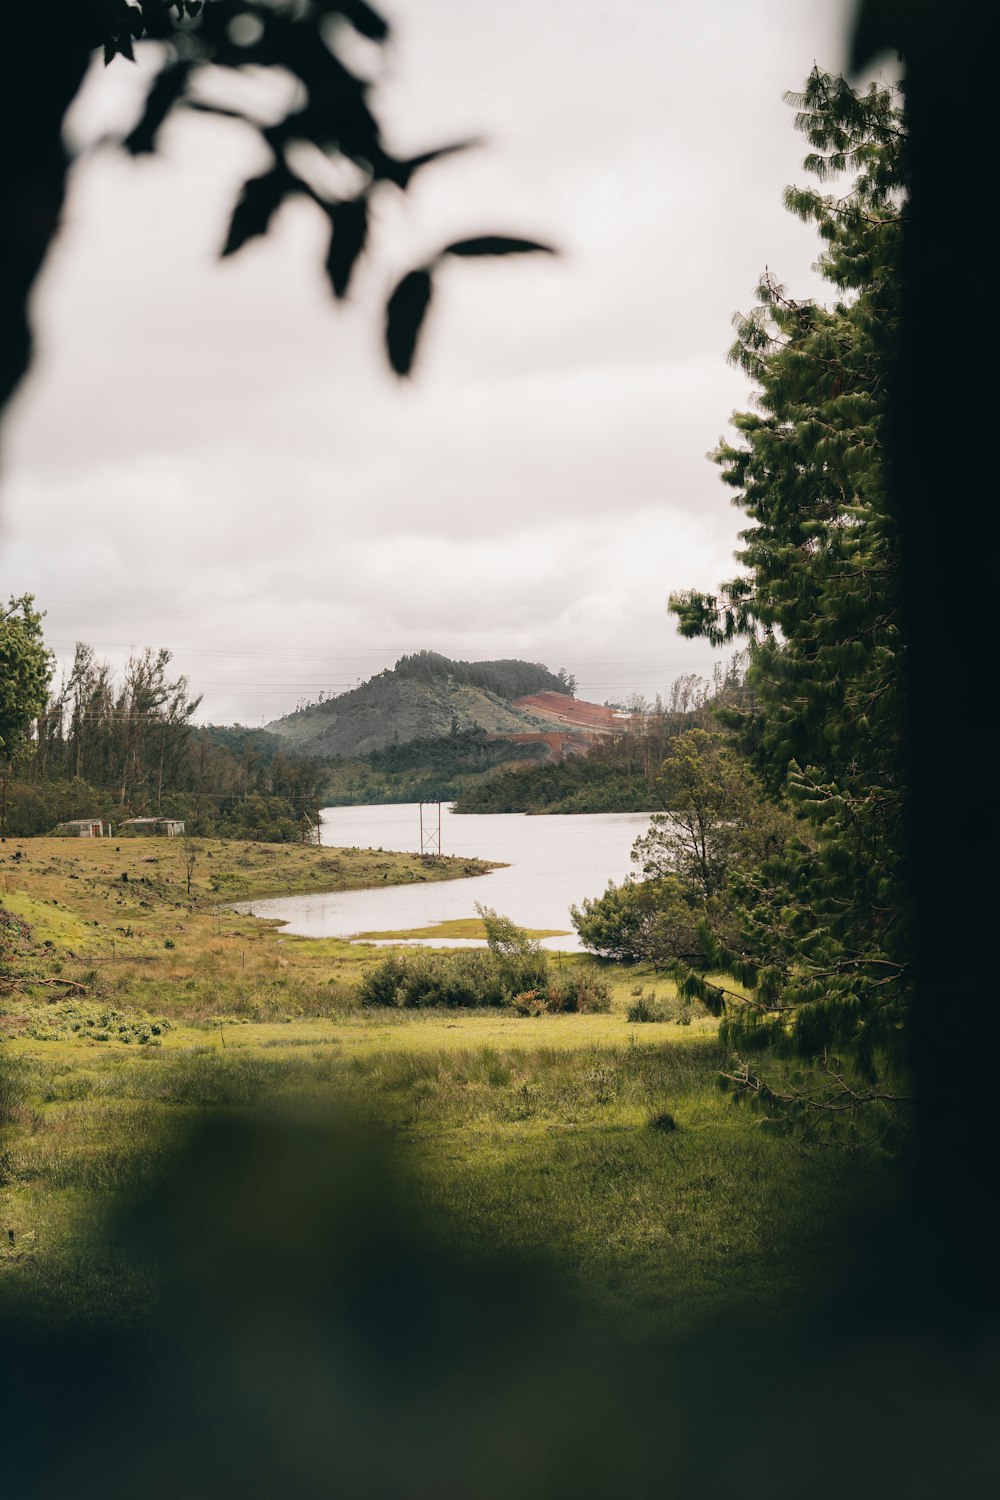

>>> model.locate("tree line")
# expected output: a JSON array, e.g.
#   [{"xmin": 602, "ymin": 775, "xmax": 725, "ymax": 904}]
[
  {"xmin": 3, "ymin": 629, "xmax": 327, "ymax": 842},
  {"xmin": 370, "ymin": 652, "xmax": 574, "ymax": 702}
]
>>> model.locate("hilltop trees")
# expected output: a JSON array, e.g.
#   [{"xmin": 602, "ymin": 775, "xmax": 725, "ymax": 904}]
[
  {"xmin": 669, "ymin": 70, "xmax": 907, "ymax": 1125},
  {"xmin": 391, "ymin": 653, "xmax": 571, "ymax": 701}
]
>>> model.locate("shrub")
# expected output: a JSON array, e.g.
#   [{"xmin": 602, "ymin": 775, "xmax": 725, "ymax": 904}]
[
  {"xmin": 572, "ymin": 875, "xmax": 706, "ymax": 966},
  {"xmin": 360, "ymin": 912, "xmax": 552, "ymax": 1011},
  {"xmin": 568, "ymin": 973, "xmax": 612, "ymax": 1013},
  {"xmin": 511, "ymin": 975, "xmax": 612, "ymax": 1017},
  {"xmin": 627, "ymin": 989, "xmax": 672, "ymax": 1023},
  {"xmin": 545, "ymin": 974, "xmax": 612, "ymax": 1014},
  {"xmin": 358, "ymin": 952, "xmax": 410, "ymax": 1008},
  {"xmin": 627, "ymin": 986, "xmax": 704, "ymax": 1025},
  {"xmin": 359, "ymin": 947, "xmax": 522, "ymax": 1010},
  {"xmin": 359, "ymin": 915, "xmax": 613, "ymax": 1015}
]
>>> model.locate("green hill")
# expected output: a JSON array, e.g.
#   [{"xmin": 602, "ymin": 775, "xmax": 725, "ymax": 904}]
[{"xmin": 266, "ymin": 652, "xmax": 576, "ymax": 759}]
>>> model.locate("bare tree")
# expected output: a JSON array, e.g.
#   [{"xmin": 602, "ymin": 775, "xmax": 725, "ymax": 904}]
[{"xmin": 181, "ymin": 837, "xmax": 198, "ymax": 898}]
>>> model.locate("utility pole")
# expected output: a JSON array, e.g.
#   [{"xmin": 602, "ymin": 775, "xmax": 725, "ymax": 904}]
[{"xmin": 418, "ymin": 801, "xmax": 442, "ymax": 857}]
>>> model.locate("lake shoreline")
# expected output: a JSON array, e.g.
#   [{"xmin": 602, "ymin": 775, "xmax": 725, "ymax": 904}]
[{"xmin": 237, "ymin": 802, "xmax": 654, "ymax": 951}]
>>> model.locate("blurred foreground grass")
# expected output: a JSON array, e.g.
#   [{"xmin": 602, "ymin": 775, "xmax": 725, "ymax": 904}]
[
  {"xmin": 1, "ymin": 1020, "xmax": 893, "ymax": 1336},
  {"xmin": 3, "ymin": 839, "xmax": 984, "ymax": 1500},
  {"xmin": 1, "ymin": 836, "xmax": 893, "ymax": 1335}
]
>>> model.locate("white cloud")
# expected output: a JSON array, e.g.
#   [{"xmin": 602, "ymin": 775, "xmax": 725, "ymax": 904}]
[{"xmin": 1, "ymin": 0, "xmax": 856, "ymax": 725}]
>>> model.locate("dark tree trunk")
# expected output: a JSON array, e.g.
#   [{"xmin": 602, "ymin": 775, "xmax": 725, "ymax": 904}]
[{"xmin": 854, "ymin": 0, "xmax": 995, "ymax": 1312}]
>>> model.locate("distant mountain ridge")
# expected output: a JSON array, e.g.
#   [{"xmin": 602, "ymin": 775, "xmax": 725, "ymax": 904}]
[{"xmin": 266, "ymin": 652, "xmax": 592, "ymax": 760}]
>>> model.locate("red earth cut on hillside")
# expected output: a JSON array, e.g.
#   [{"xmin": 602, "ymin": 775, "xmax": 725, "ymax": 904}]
[{"xmin": 511, "ymin": 693, "xmax": 627, "ymax": 733}]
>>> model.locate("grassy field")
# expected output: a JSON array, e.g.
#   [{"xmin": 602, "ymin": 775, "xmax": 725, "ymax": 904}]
[
  {"xmin": 0, "ymin": 836, "xmax": 898, "ymax": 1341},
  {"xmin": 356, "ymin": 916, "xmax": 571, "ymax": 940},
  {"xmin": 0, "ymin": 835, "xmax": 499, "ymax": 1020}
]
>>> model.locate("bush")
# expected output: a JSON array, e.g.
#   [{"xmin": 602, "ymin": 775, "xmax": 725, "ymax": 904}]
[
  {"xmin": 627, "ymin": 986, "xmax": 704, "ymax": 1025},
  {"xmin": 359, "ymin": 946, "xmax": 536, "ymax": 1010},
  {"xmin": 510, "ymin": 974, "xmax": 612, "ymax": 1017},
  {"xmin": 571, "ymin": 876, "xmax": 702, "ymax": 963},
  {"xmin": 359, "ymin": 912, "xmax": 612, "ymax": 1015},
  {"xmin": 627, "ymin": 991, "xmax": 671, "ymax": 1023},
  {"xmin": 546, "ymin": 973, "xmax": 612, "ymax": 1014}
]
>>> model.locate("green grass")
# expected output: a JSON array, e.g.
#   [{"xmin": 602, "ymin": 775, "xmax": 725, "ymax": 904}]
[
  {"xmin": 0, "ymin": 834, "xmax": 498, "ymax": 916},
  {"xmin": 0, "ymin": 835, "xmax": 898, "ymax": 1343},
  {"xmin": 0, "ymin": 835, "xmax": 503, "ymax": 1023},
  {"xmin": 356, "ymin": 917, "xmax": 571, "ymax": 940},
  {"xmin": 0, "ymin": 1017, "xmax": 895, "ymax": 1337}
]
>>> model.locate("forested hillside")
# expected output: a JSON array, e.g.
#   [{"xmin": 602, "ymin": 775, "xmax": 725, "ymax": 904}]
[
  {"xmin": 319, "ymin": 730, "xmax": 552, "ymax": 807},
  {"xmin": 266, "ymin": 651, "xmax": 580, "ymax": 758},
  {"xmin": 455, "ymin": 665, "xmax": 748, "ymax": 813},
  {"xmin": 2, "ymin": 630, "xmax": 650, "ymax": 828}
]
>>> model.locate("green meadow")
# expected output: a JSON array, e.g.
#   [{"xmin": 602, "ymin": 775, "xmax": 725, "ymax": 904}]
[{"xmin": 1, "ymin": 837, "xmax": 896, "ymax": 1338}]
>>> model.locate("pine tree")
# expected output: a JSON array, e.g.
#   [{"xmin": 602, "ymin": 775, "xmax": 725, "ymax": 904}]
[{"xmin": 670, "ymin": 70, "xmax": 909, "ymax": 1132}]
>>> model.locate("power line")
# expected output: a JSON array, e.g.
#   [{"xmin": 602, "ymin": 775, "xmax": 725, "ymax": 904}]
[
  {"xmin": 45, "ymin": 638, "xmax": 420, "ymax": 660},
  {"xmin": 45, "ymin": 637, "xmax": 726, "ymax": 672}
]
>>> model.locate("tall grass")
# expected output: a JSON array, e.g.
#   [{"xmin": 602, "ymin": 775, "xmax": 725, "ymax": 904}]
[{"xmin": 1, "ymin": 1033, "xmax": 897, "ymax": 1338}]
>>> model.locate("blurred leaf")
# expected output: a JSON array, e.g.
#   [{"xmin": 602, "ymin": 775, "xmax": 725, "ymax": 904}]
[
  {"xmin": 135, "ymin": 0, "xmax": 179, "ymax": 39},
  {"xmin": 387, "ymin": 139, "xmax": 481, "ymax": 190},
  {"xmin": 105, "ymin": 31, "xmax": 136, "ymax": 65},
  {"xmin": 123, "ymin": 61, "xmax": 191, "ymax": 155},
  {"xmin": 335, "ymin": 0, "xmax": 390, "ymax": 41},
  {"xmin": 442, "ymin": 235, "xmax": 557, "ymax": 258},
  {"xmin": 221, "ymin": 171, "xmax": 290, "ymax": 258},
  {"xmin": 385, "ymin": 269, "xmax": 433, "ymax": 377},
  {"xmin": 186, "ymin": 102, "xmax": 248, "ymax": 124},
  {"xmin": 325, "ymin": 200, "xmax": 369, "ymax": 300}
]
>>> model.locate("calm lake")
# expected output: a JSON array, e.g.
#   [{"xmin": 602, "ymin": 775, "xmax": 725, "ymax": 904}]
[{"xmin": 237, "ymin": 803, "xmax": 655, "ymax": 951}]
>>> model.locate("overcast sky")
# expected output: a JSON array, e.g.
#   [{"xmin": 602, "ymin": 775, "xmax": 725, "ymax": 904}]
[{"xmin": 0, "ymin": 1, "xmax": 875, "ymax": 725}]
